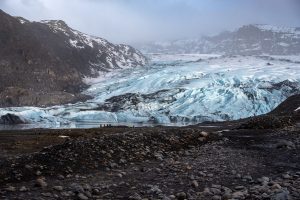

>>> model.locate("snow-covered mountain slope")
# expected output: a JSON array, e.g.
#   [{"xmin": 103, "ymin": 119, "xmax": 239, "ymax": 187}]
[
  {"xmin": 0, "ymin": 9, "xmax": 147, "ymax": 107},
  {"xmin": 40, "ymin": 20, "xmax": 147, "ymax": 72},
  {"xmin": 0, "ymin": 54, "xmax": 299, "ymax": 128},
  {"xmin": 138, "ymin": 24, "xmax": 300, "ymax": 55}
]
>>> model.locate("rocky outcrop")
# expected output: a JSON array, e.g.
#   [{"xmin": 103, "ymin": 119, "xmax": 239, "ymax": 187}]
[
  {"xmin": 239, "ymin": 94, "xmax": 300, "ymax": 129},
  {"xmin": 0, "ymin": 113, "xmax": 25, "ymax": 124},
  {"xmin": 238, "ymin": 115, "xmax": 295, "ymax": 129},
  {"xmin": 0, "ymin": 87, "xmax": 91, "ymax": 107},
  {"xmin": 270, "ymin": 94, "xmax": 300, "ymax": 116},
  {"xmin": 0, "ymin": 10, "xmax": 147, "ymax": 107}
]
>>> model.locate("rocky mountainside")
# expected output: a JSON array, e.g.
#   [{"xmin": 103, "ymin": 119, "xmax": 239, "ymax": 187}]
[
  {"xmin": 139, "ymin": 24, "xmax": 300, "ymax": 55},
  {"xmin": 0, "ymin": 10, "xmax": 147, "ymax": 107}
]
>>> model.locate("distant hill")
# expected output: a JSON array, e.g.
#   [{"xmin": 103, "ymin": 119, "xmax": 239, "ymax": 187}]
[
  {"xmin": 139, "ymin": 24, "xmax": 300, "ymax": 55},
  {"xmin": 0, "ymin": 10, "xmax": 147, "ymax": 107}
]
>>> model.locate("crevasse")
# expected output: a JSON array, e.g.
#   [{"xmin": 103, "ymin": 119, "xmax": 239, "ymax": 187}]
[{"xmin": 0, "ymin": 54, "xmax": 299, "ymax": 129}]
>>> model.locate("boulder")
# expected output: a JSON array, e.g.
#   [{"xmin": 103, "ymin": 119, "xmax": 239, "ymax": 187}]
[{"xmin": 0, "ymin": 113, "xmax": 25, "ymax": 125}]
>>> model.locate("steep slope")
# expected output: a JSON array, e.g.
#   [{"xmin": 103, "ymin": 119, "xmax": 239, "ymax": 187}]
[
  {"xmin": 239, "ymin": 94, "xmax": 300, "ymax": 129},
  {"xmin": 139, "ymin": 24, "xmax": 300, "ymax": 55},
  {"xmin": 270, "ymin": 94, "xmax": 300, "ymax": 116},
  {"xmin": 0, "ymin": 10, "xmax": 147, "ymax": 107}
]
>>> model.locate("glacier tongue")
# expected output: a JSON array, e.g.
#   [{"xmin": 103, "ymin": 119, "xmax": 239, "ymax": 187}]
[{"xmin": 0, "ymin": 54, "xmax": 299, "ymax": 128}]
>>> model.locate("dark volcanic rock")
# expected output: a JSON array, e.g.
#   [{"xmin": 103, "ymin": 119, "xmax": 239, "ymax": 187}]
[
  {"xmin": 0, "ymin": 113, "xmax": 25, "ymax": 124},
  {"xmin": 0, "ymin": 10, "xmax": 147, "ymax": 107},
  {"xmin": 84, "ymin": 89, "xmax": 182, "ymax": 113},
  {"xmin": 238, "ymin": 94, "xmax": 300, "ymax": 129},
  {"xmin": 270, "ymin": 94, "xmax": 300, "ymax": 116},
  {"xmin": 238, "ymin": 115, "xmax": 294, "ymax": 130},
  {"xmin": 0, "ymin": 128, "xmax": 211, "ymax": 184}
]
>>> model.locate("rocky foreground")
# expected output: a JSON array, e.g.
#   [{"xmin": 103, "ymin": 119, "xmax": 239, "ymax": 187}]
[{"xmin": 0, "ymin": 95, "xmax": 299, "ymax": 200}]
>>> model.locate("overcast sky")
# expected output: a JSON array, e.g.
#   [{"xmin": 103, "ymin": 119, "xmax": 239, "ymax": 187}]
[{"xmin": 0, "ymin": 0, "xmax": 299, "ymax": 44}]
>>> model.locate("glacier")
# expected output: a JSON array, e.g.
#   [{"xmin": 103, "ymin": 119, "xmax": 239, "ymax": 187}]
[{"xmin": 0, "ymin": 54, "xmax": 299, "ymax": 129}]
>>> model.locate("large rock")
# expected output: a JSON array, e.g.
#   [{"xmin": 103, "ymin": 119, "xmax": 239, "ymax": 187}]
[
  {"xmin": 238, "ymin": 94, "xmax": 300, "ymax": 129},
  {"xmin": 0, "ymin": 113, "xmax": 25, "ymax": 124},
  {"xmin": 270, "ymin": 94, "xmax": 300, "ymax": 116}
]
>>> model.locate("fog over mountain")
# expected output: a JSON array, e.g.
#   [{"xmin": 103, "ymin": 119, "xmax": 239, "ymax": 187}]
[
  {"xmin": 139, "ymin": 24, "xmax": 300, "ymax": 55},
  {"xmin": 0, "ymin": 0, "xmax": 300, "ymax": 44}
]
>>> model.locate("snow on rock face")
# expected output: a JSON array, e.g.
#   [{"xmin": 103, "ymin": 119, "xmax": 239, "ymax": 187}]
[
  {"xmin": 16, "ymin": 17, "xmax": 29, "ymax": 24},
  {"xmin": 295, "ymin": 107, "xmax": 300, "ymax": 112},
  {"xmin": 0, "ymin": 54, "xmax": 299, "ymax": 128},
  {"xmin": 40, "ymin": 20, "xmax": 147, "ymax": 75},
  {"xmin": 0, "ymin": 11, "xmax": 148, "ymax": 108},
  {"xmin": 254, "ymin": 24, "xmax": 300, "ymax": 35},
  {"xmin": 69, "ymin": 39, "xmax": 84, "ymax": 49},
  {"xmin": 138, "ymin": 24, "xmax": 300, "ymax": 55}
]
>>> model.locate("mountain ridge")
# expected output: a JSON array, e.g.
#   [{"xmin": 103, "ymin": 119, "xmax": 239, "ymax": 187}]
[
  {"xmin": 138, "ymin": 24, "xmax": 300, "ymax": 55},
  {"xmin": 0, "ymin": 10, "xmax": 147, "ymax": 107}
]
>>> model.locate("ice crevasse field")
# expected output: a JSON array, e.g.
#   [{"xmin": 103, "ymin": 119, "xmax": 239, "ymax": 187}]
[{"xmin": 0, "ymin": 54, "xmax": 300, "ymax": 129}]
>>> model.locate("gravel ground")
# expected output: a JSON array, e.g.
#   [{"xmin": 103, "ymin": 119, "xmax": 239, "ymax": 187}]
[{"xmin": 0, "ymin": 119, "xmax": 299, "ymax": 200}]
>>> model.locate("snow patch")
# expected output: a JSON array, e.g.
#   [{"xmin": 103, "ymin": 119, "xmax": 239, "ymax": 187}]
[
  {"xmin": 18, "ymin": 19, "xmax": 26, "ymax": 24},
  {"xmin": 278, "ymin": 42, "xmax": 290, "ymax": 47},
  {"xmin": 69, "ymin": 39, "xmax": 84, "ymax": 49}
]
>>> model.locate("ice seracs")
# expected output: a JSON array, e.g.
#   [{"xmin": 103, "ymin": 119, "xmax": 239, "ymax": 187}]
[{"xmin": 0, "ymin": 54, "xmax": 299, "ymax": 128}]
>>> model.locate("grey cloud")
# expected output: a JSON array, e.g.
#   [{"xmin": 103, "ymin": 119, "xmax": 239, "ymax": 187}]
[{"xmin": 0, "ymin": 0, "xmax": 299, "ymax": 44}]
